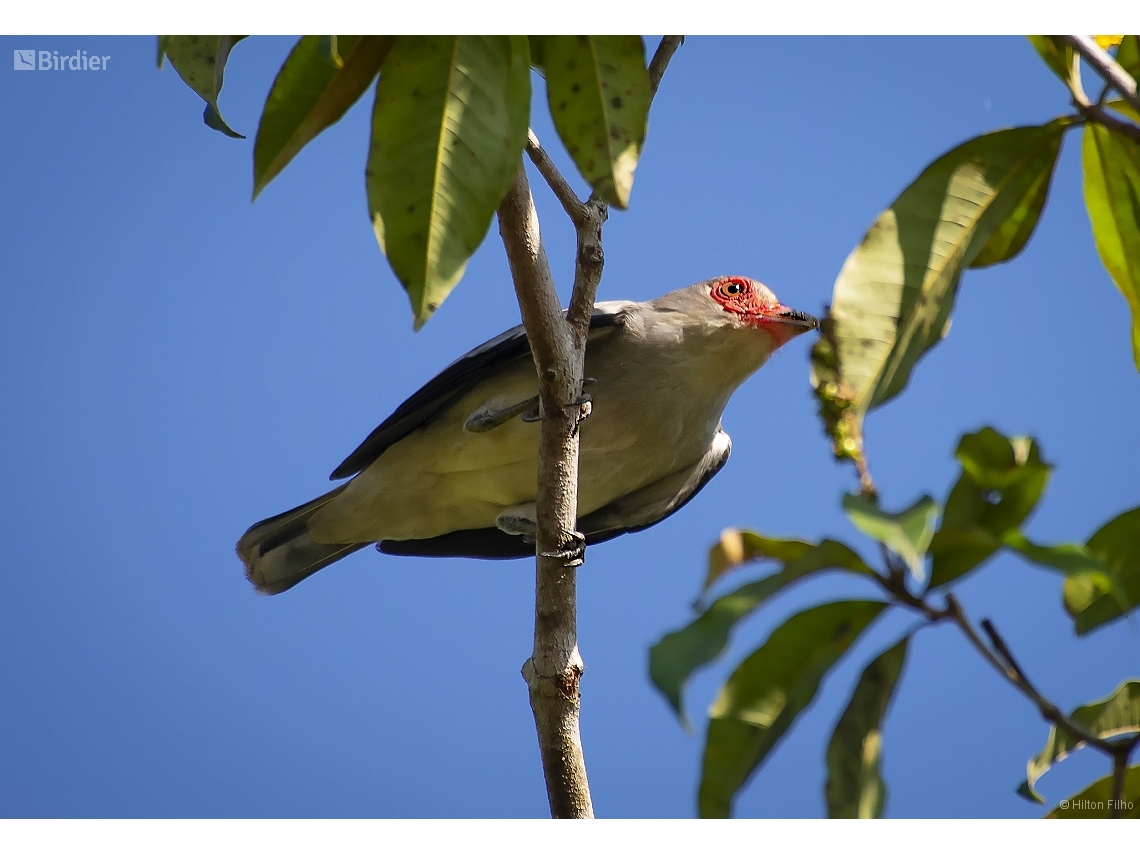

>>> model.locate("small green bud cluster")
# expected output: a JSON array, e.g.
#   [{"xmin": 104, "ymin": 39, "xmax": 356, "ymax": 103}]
[{"xmin": 810, "ymin": 329, "xmax": 863, "ymax": 465}]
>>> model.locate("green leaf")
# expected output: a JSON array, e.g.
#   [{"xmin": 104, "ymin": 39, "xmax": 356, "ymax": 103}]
[
  {"xmin": 160, "ymin": 35, "xmax": 247, "ymax": 138},
  {"xmin": 999, "ymin": 508, "xmax": 1140, "ymax": 636},
  {"xmin": 1116, "ymin": 35, "xmax": 1140, "ymax": 82},
  {"xmin": 1083, "ymin": 122, "xmax": 1140, "ymax": 371},
  {"xmin": 367, "ymin": 36, "xmax": 531, "ymax": 329},
  {"xmin": 702, "ymin": 528, "xmax": 812, "ymax": 595},
  {"xmin": 1018, "ymin": 679, "xmax": 1140, "ymax": 804},
  {"xmin": 1107, "ymin": 98, "xmax": 1140, "ymax": 126},
  {"xmin": 253, "ymin": 35, "xmax": 394, "ymax": 200},
  {"xmin": 542, "ymin": 36, "xmax": 650, "ymax": 208},
  {"xmin": 1072, "ymin": 506, "xmax": 1140, "ymax": 635},
  {"xmin": 1046, "ymin": 764, "xmax": 1140, "ymax": 818},
  {"xmin": 929, "ymin": 428, "xmax": 1051, "ymax": 590},
  {"xmin": 650, "ymin": 537, "xmax": 875, "ymax": 726},
  {"xmin": 842, "ymin": 494, "xmax": 938, "ymax": 581},
  {"xmin": 699, "ymin": 599, "xmax": 887, "ymax": 818},
  {"xmin": 527, "ymin": 35, "xmax": 546, "ymax": 75},
  {"xmin": 822, "ymin": 122, "xmax": 1069, "ymax": 429},
  {"xmin": 1001, "ymin": 531, "xmax": 1129, "ymax": 627},
  {"xmin": 970, "ymin": 134, "xmax": 1060, "ymax": 267},
  {"xmin": 1027, "ymin": 36, "xmax": 1076, "ymax": 87},
  {"xmin": 825, "ymin": 636, "xmax": 910, "ymax": 819},
  {"xmin": 156, "ymin": 36, "xmax": 170, "ymax": 70}
]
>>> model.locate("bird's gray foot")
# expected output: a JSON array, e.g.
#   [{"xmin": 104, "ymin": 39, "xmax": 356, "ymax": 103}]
[
  {"xmin": 496, "ymin": 505, "xmax": 538, "ymax": 543},
  {"xmin": 465, "ymin": 395, "xmax": 541, "ymax": 433},
  {"xmin": 540, "ymin": 530, "xmax": 586, "ymax": 566},
  {"xmin": 518, "ymin": 381, "xmax": 594, "ymax": 429}
]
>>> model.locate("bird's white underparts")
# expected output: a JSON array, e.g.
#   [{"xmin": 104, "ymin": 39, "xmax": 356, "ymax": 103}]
[{"xmin": 237, "ymin": 276, "xmax": 818, "ymax": 594}]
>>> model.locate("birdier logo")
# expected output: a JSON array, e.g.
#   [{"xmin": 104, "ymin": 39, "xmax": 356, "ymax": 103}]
[{"xmin": 13, "ymin": 49, "xmax": 110, "ymax": 71}]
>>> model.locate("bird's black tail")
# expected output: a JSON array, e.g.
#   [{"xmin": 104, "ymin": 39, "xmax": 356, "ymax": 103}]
[{"xmin": 236, "ymin": 485, "xmax": 368, "ymax": 594}]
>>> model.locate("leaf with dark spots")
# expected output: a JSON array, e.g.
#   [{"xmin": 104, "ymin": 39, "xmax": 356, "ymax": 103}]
[
  {"xmin": 366, "ymin": 36, "xmax": 531, "ymax": 328},
  {"xmin": 160, "ymin": 35, "xmax": 247, "ymax": 138},
  {"xmin": 542, "ymin": 36, "xmax": 650, "ymax": 208}
]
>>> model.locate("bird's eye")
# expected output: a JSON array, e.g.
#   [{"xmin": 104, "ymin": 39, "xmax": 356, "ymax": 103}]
[{"xmin": 710, "ymin": 277, "xmax": 759, "ymax": 315}]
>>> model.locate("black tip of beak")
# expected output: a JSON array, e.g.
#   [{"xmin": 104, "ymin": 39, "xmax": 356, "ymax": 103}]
[{"xmin": 777, "ymin": 308, "xmax": 819, "ymax": 331}]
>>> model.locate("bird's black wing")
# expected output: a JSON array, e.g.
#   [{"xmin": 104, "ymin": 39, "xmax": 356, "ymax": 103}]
[
  {"xmin": 377, "ymin": 429, "xmax": 732, "ymax": 559},
  {"xmin": 330, "ymin": 305, "xmax": 630, "ymax": 480}
]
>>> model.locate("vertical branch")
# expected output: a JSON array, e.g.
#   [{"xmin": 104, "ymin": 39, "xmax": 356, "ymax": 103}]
[
  {"xmin": 496, "ymin": 36, "xmax": 684, "ymax": 819},
  {"xmin": 498, "ymin": 167, "xmax": 593, "ymax": 818}
]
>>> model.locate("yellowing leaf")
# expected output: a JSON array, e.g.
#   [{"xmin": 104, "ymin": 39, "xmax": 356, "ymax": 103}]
[
  {"xmin": 1083, "ymin": 122, "xmax": 1140, "ymax": 371},
  {"xmin": 367, "ymin": 36, "xmax": 531, "ymax": 328},
  {"xmin": 543, "ymin": 36, "xmax": 650, "ymax": 208}
]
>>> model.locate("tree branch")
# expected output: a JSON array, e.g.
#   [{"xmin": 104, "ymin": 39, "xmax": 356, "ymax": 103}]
[
  {"xmin": 1060, "ymin": 36, "xmax": 1140, "ymax": 115},
  {"xmin": 971, "ymin": 613, "xmax": 1116, "ymax": 753},
  {"xmin": 498, "ymin": 167, "xmax": 593, "ymax": 819},
  {"xmin": 648, "ymin": 36, "xmax": 684, "ymax": 95},
  {"xmin": 525, "ymin": 130, "xmax": 587, "ymax": 225},
  {"xmin": 1075, "ymin": 102, "xmax": 1140, "ymax": 145},
  {"xmin": 1111, "ymin": 752, "xmax": 1128, "ymax": 818},
  {"xmin": 852, "ymin": 446, "xmax": 1137, "ymax": 814},
  {"xmin": 496, "ymin": 35, "xmax": 684, "ymax": 819}
]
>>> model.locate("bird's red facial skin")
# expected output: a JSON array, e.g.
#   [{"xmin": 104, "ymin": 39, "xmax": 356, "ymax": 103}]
[
  {"xmin": 709, "ymin": 276, "xmax": 776, "ymax": 322},
  {"xmin": 709, "ymin": 276, "xmax": 812, "ymax": 347}
]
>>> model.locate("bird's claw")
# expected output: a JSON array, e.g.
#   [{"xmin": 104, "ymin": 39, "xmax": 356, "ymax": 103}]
[
  {"xmin": 571, "ymin": 394, "xmax": 592, "ymax": 437},
  {"xmin": 540, "ymin": 531, "xmax": 586, "ymax": 566}
]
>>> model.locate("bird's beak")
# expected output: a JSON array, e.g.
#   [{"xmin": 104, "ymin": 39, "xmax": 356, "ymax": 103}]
[{"xmin": 771, "ymin": 306, "xmax": 819, "ymax": 333}]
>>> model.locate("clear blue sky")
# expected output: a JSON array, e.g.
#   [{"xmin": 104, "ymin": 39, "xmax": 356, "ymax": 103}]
[{"xmin": 1, "ymin": 35, "xmax": 1137, "ymax": 818}]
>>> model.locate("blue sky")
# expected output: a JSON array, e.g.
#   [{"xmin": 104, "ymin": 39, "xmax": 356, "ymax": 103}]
[{"xmin": 1, "ymin": 35, "xmax": 1137, "ymax": 818}]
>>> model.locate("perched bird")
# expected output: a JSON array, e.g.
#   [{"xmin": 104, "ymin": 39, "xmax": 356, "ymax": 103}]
[{"xmin": 238, "ymin": 276, "xmax": 817, "ymax": 594}]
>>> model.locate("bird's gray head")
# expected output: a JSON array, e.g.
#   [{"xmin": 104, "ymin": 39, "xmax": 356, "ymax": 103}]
[{"xmin": 656, "ymin": 276, "xmax": 818, "ymax": 349}]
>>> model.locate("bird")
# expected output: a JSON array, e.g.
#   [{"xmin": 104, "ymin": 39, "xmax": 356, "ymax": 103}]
[{"xmin": 237, "ymin": 276, "xmax": 817, "ymax": 594}]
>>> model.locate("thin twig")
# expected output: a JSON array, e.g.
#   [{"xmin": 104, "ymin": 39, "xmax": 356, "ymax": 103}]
[
  {"xmin": 648, "ymin": 36, "xmax": 684, "ymax": 96},
  {"xmin": 1060, "ymin": 36, "xmax": 1140, "ymax": 114},
  {"xmin": 868, "ymin": 558, "xmax": 949, "ymax": 624},
  {"xmin": 525, "ymin": 131, "xmax": 587, "ymax": 225},
  {"xmin": 1111, "ymin": 753, "xmax": 1127, "ymax": 818},
  {"xmin": 1074, "ymin": 102, "xmax": 1140, "ymax": 145},
  {"xmin": 946, "ymin": 596, "xmax": 1118, "ymax": 754}
]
